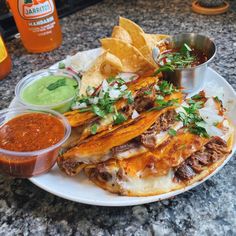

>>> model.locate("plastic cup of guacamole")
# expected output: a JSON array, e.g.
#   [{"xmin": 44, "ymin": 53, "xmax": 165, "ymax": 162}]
[{"xmin": 15, "ymin": 69, "xmax": 80, "ymax": 113}]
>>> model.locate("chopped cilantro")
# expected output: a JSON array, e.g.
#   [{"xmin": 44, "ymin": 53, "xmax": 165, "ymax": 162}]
[
  {"xmin": 191, "ymin": 94, "xmax": 202, "ymax": 100},
  {"xmin": 127, "ymin": 91, "xmax": 134, "ymax": 104},
  {"xmin": 58, "ymin": 62, "xmax": 66, "ymax": 69},
  {"xmin": 113, "ymin": 113, "xmax": 127, "ymax": 125},
  {"xmin": 90, "ymin": 123, "xmax": 98, "ymax": 135},
  {"xmin": 144, "ymin": 90, "xmax": 152, "ymax": 95},
  {"xmin": 214, "ymin": 96, "xmax": 221, "ymax": 103},
  {"xmin": 107, "ymin": 76, "xmax": 116, "ymax": 83},
  {"xmin": 91, "ymin": 105, "xmax": 106, "ymax": 117},
  {"xmin": 156, "ymin": 43, "xmax": 196, "ymax": 70},
  {"xmin": 150, "ymin": 98, "xmax": 179, "ymax": 111},
  {"xmin": 168, "ymin": 128, "xmax": 177, "ymax": 136},
  {"xmin": 78, "ymin": 107, "xmax": 92, "ymax": 113},
  {"xmin": 153, "ymin": 63, "xmax": 174, "ymax": 76},
  {"xmin": 189, "ymin": 126, "xmax": 209, "ymax": 138},
  {"xmin": 159, "ymin": 81, "xmax": 177, "ymax": 95}
]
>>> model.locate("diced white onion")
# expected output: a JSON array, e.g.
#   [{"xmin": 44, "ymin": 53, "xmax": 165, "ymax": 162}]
[
  {"xmin": 109, "ymin": 89, "xmax": 121, "ymax": 99},
  {"xmin": 72, "ymin": 102, "xmax": 87, "ymax": 110},
  {"xmin": 131, "ymin": 110, "xmax": 140, "ymax": 119},
  {"xmin": 89, "ymin": 97, "xmax": 99, "ymax": 105},
  {"xmin": 117, "ymin": 73, "xmax": 138, "ymax": 83},
  {"xmin": 120, "ymin": 85, "xmax": 128, "ymax": 91},
  {"xmin": 197, "ymin": 122, "xmax": 223, "ymax": 137},
  {"xmin": 101, "ymin": 79, "xmax": 109, "ymax": 92},
  {"xmin": 199, "ymin": 98, "xmax": 223, "ymax": 125},
  {"xmin": 154, "ymin": 85, "xmax": 160, "ymax": 91}
]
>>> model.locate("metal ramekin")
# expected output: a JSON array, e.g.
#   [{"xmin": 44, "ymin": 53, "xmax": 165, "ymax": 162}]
[{"xmin": 162, "ymin": 33, "xmax": 216, "ymax": 93}]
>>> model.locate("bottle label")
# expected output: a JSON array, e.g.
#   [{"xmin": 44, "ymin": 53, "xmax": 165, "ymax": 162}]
[
  {"xmin": 18, "ymin": 0, "xmax": 54, "ymax": 20},
  {"xmin": 0, "ymin": 37, "xmax": 7, "ymax": 63}
]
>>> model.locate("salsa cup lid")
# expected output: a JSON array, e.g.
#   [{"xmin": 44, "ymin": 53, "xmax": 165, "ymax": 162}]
[{"xmin": 0, "ymin": 107, "xmax": 71, "ymax": 156}]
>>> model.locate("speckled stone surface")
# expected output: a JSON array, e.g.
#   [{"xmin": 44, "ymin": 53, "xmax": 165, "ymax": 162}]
[{"xmin": 0, "ymin": 0, "xmax": 236, "ymax": 235}]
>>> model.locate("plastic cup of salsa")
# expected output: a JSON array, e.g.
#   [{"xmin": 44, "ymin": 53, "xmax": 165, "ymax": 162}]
[
  {"xmin": 15, "ymin": 69, "xmax": 80, "ymax": 113},
  {"xmin": 0, "ymin": 107, "xmax": 71, "ymax": 178}
]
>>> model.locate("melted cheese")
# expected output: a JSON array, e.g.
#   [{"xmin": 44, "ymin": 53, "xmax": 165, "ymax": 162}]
[
  {"xmin": 118, "ymin": 170, "xmax": 175, "ymax": 194},
  {"xmin": 116, "ymin": 146, "xmax": 147, "ymax": 159}
]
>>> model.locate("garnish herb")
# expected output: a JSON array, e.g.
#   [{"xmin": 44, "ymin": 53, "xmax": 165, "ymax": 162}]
[
  {"xmin": 58, "ymin": 62, "xmax": 66, "ymax": 69},
  {"xmin": 47, "ymin": 78, "xmax": 66, "ymax": 91},
  {"xmin": 113, "ymin": 113, "xmax": 127, "ymax": 125},
  {"xmin": 154, "ymin": 43, "xmax": 197, "ymax": 75},
  {"xmin": 75, "ymin": 76, "xmax": 133, "ymax": 126},
  {"xmin": 191, "ymin": 94, "xmax": 202, "ymax": 100},
  {"xmin": 90, "ymin": 123, "xmax": 98, "ymax": 134},
  {"xmin": 153, "ymin": 63, "xmax": 174, "ymax": 75},
  {"xmin": 91, "ymin": 105, "xmax": 106, "ymax": 118},
  {"xmin": 144, "ymin": 90, "xmax": 152, "ymax": 95},
  {"xmin": 78, "ymin": 107, "xmax": 92, "ymax": 113},
  {"xmin": 150, "ymin": 98, "xmax": 179, "ymax": 111},
  {"xmin": 189, "ymin": 126, "xmax": 209, "ymax": 138},
  {"xmin": 176, "ymin": 99, "xmax": 209, "ymax": 138},
  {"xmin": 168, "ymin": 128, "xmax": 177, "ymax": 136},
  {"xmin": 214, "ymin": 96, "xmax": 221, "ymax": 103},
  {"xmin": 159, "ymin": 81, "xmax": 178, "ymax": 95},
  {"xmin": 126, "ymin": 91, "xmax": 134, "ymax": 104}
]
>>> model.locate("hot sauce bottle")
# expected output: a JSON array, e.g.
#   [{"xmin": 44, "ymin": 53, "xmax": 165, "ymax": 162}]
[
  {"xmin": 0, "ymin": 35, "xmax": 12, "ymax": 80},
  {"xmin": 7, "ymin": 0, "xmax": 62, "ymax": 53}
]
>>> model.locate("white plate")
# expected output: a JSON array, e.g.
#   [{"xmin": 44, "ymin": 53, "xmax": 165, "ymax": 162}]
[{"xmin": 10, "ymin": 49, "xmax": 236, "ymax": 206}]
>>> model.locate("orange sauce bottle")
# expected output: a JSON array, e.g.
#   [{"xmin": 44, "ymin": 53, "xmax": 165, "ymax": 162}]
[
  {"xmin": 0, "ymin": 35, "xmax": 12, "ymax": 80},
  {"xmin": 7, "ymin": 0, "xmax": 62, "ymax": 53}
]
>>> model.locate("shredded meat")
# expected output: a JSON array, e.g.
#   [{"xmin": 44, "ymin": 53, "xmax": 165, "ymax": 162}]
[
  {"xmin": 111, "ymin": 140, "xmax": 140, "ymax": 156},
  {"xmin": 96, "ymin": 163, "xmax": 113, "ymax": 181},
  {"xmin": 141, "ymin": 110, "xmax": 177, "ymax": 148},
  {"xmin": 134, "ymin": 85, "xmax": 156, "ymax": 113},
  {"xmin": 122, "ymin": 104, "xmax": 134, "ymax": 117},
  {"xmin": 175, "ymin": 137, "xmax": 229, "ymax": 181}
]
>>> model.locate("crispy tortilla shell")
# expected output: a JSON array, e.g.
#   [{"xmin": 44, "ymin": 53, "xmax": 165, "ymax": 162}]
[
  {"xmin": 85, "ymin": 128, "xmax": 234, "ymax": 196},
  {"xmin": 64, "ymin": 75, "xmax": 159, "ymax": 128}
]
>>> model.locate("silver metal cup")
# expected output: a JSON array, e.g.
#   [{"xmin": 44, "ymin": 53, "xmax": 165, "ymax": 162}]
[{"xmin": 162, "ymin": 33, "xmax": 216, "ymax": 93}]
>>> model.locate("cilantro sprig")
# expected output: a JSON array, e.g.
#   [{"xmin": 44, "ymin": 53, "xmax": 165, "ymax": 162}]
[
  {"xmin": 150, "ymin": 98, "xmax": 179, "ymax": 111},
  {"xmin": 176, "ymin": 99, "xmax": 209, "ymax": 138},
  {"xmin": 158, "ymin": 81, "xmax": 178, "ymax": 95},
  {"xmin": 154, "ymin": 43, "xmax": 196, "ymax": 75},
  {"xmin": 47, "ymin": 78, "xmax": 66, "ymax": 91}
]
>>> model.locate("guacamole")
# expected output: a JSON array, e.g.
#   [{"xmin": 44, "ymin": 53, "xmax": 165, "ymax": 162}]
[{"xmin": 21, "ymin": 75, "xmax": 78, "ymax": 106}]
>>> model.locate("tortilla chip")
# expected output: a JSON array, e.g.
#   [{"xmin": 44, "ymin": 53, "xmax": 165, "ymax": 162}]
[
  {"xmin": 100, "ymin": 38, "xmax": 154, "ymax": 72},
  {"xmin": 80, "ymin": 52, "xmax": 122, "ymax": 95},
  {"xmin": 146, "ymin": 33, "xmax": 169, "ymax": 44},
  {"xmin": 119, "ymin": 17, "xmax": 167, "ymax": 66},
  {"xmin": 111, "ymin": 26, "xmax": 132, "ymax": 44},
  {"xmin": 119, "ymin": 17, "xmax": 146, "ymax": 53},
  {"xmin": 100, "ymin": 52, "xmax": 123, "ymax": 76}
]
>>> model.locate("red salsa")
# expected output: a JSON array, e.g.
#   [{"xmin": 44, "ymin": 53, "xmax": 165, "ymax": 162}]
[{"xmin": 0, "ymin": 113, "xmax": 65, "ymax": 177}]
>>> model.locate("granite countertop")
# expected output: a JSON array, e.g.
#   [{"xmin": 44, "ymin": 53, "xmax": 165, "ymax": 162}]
[{"xmin": 0, "ymin": 0, "xmax": 236, "ymax": 235}]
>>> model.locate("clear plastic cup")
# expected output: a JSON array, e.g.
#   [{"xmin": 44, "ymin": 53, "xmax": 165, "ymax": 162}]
[
  {"xmin": 15, "ymin": 69, "xmax": 80, "ymax": 113},
  {"xmin": 0, "ymin": 107, "xmax": 71, "ymax": 178}
]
